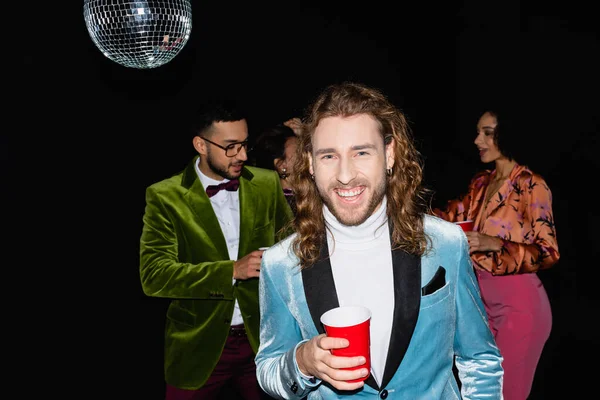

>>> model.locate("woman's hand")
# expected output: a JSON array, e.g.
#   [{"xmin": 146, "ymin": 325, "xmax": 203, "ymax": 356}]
[
  {"xmin": 465, "ymin": 231, "xmax": 503, "ymax": 253},
  {"xmin": 284, "ymin": 117, "xmax": 303, "ymax": 136}
]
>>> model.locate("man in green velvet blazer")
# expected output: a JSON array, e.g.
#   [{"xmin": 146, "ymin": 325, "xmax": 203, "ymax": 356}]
[{"xmin": 140, "ymin": 99, "xmax": 293, "ymax": 399}]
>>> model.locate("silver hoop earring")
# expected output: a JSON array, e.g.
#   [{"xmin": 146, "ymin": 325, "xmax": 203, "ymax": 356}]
[
  {"xmin": 386, "ymin": 168, "xmax": 392, "ymax": 176},
  {"xmin": 280, "ymin": 168, "xmax": 288, "ymax": 180},
  {"xmin": 311, "ymin": 174, "xmax": 315, "ymax": 180}
]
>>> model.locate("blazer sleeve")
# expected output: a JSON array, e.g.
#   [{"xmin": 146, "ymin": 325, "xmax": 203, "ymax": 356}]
[
  {"xmin": 453, "ymin": 234, "xmax": 505, "ymax": 399},
  {"xmin": 471, "ymin": 174, "xmax": 560, "ymax": 275},
  {"xmin": 255, "ymin": 254, "xmax": 320, "ymax": 399},
  {"xmin": 139, "ymin": 184, "xmax": 235, "ymax": 299}
]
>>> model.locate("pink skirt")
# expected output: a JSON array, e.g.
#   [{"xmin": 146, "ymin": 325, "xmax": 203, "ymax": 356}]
[{"xmin": 476, "ymin": 270, "xmax": 552, "ymax": 400}]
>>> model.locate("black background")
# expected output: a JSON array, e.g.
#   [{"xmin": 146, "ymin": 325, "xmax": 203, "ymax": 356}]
[{"xmin": 17, "ymin": 1, "xmax": 597, "ymax": 398}]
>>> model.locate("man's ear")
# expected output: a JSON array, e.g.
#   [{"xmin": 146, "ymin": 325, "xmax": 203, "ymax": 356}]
[
  {"xmin": 193, "ymin": 136, "xmax": 207, "ymax": 155},
  {"xmin": 385, "ymin": 138, "xmax": 395, "ymax": 170},
  {"xmin": 308, "ymin": 153, "xmax": 314, "ymax": 176}
]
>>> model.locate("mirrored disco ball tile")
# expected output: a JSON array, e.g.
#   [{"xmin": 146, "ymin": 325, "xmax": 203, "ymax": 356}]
[{"xmin": 83, "ymin": 0, "xmax": 192, "ymax": 69}]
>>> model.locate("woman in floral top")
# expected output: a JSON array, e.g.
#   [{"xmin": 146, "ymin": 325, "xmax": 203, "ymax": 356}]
[{"xmin": 434, "ymin": 108, "xmax": 560, "ymax": 400}]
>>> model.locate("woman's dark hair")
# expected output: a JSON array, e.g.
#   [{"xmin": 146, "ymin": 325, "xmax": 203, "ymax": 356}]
[
  {"xmin": 477, "ymin": 106, "xmax": 522, "ymax": 163},
  {"xmin": 252, "ymin": 124, "xmax": 297, "ymax": 170}
]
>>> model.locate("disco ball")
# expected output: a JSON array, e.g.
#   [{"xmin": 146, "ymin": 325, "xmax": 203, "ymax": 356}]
[{"xmin": 83, "ymin": 0, "xmax": 192, "ymax": 69}]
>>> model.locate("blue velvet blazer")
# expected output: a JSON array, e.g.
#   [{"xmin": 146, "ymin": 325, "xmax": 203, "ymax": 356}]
[{"xmin": 255, "ymin": 215, "xmax": 504, "ymax": 399}]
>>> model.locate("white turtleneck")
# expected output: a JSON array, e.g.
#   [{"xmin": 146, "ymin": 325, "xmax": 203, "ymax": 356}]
[{"xmin": 324, "ymin": 197, "xmax": 394, "ymax": 386}]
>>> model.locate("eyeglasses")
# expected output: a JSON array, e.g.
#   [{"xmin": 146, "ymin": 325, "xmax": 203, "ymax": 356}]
[{"xmin": 201, "ymin": 137, "xmax": 249, "ymax": 157}]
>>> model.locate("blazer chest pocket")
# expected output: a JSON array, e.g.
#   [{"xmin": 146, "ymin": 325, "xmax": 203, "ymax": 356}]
[
  {"xmin": 253, "ymin": 221, "xmax": 275, "ymax": 242},
  {"xmin": 420, "ymin": 282, "xmax": 450, "ymax": 309},
  {"xmin": 422, "ymin": 266, "xmax": 445, "ymax": 295}
]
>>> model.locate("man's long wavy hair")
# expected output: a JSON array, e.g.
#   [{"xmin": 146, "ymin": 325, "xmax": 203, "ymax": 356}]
[{"xmin": 290, "ymin": 82, "xmax": 432, "ymax": 269}]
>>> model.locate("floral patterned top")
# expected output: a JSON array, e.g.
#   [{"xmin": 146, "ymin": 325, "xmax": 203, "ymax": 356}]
[{"xmin": 433, "ymin": 163, "xmax": 560, "ymax": 275}]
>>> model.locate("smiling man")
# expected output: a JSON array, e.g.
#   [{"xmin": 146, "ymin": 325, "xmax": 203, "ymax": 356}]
[
  {"xmin": 255, "ymin": 82, "xmax": 504, "ymax": 399},
  {"xmin": 310, "ymin": 114, "xmax": 389, "ymax": 227}
]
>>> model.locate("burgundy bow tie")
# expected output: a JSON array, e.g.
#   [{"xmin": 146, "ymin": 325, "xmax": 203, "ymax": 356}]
[{"xmin": 206, "ymin": 179, "xmax": 240, "ymax": 198}]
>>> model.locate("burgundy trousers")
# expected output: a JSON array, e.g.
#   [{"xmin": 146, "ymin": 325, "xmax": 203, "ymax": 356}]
[{"xmin": 166, "ymin": 325, "xmax": 270, "ymax": 400}]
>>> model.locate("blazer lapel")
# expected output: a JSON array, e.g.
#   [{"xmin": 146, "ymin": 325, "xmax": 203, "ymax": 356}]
[
  {"xmin": 302, "ymin": 240, "xmax": 380, "ymax": 389},
  {"xmin": 182, "ymin": 159, "xmax": 229, "ymax": 256},
  {"xmin": 237, "ymin": 167, "xmax": 257, "ymax": 258},
  {"xmin": 380, "ymin": 245, "xmax": 421, "ymax": 389},
  {"xmin": 301, "ymin": 231, "xmax": 421, "ymax": 391},
  {"xmin": 302, "ymin": 239, "xmax": 339, "ymax": 335}
]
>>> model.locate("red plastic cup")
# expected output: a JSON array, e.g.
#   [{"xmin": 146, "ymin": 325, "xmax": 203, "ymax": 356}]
[
  {"xmin": 456, "ymin": 220, "xmax": 474, "ymax": 232},
  {"xmin": 320, "ymin": 305, "xmax": 371, "ymax": 382}
]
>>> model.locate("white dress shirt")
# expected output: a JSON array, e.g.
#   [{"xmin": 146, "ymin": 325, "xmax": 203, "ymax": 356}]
[{"xmin": 196, "ymin": 162, "xmax": 244, "ymax": 326}]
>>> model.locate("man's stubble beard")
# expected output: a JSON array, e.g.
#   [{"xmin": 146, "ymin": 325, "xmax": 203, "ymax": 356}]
[
  {"xmin": 319, "ymin": 176, "xmax": 387, "ymax": 227},
  {"xmin": 206, "ymin": 148, "xmax": 243, "ymax": 181}
]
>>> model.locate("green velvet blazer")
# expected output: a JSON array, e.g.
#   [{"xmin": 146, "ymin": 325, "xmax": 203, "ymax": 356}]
[{"xmin": 139, "ymin": 157, "xmax": 293, "ymax": 390}]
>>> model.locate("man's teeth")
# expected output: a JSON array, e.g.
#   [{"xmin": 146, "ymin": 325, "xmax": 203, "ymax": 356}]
[{"xmin": 337, "ymin": 188, "xmax": 364, "ymax": 197}]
